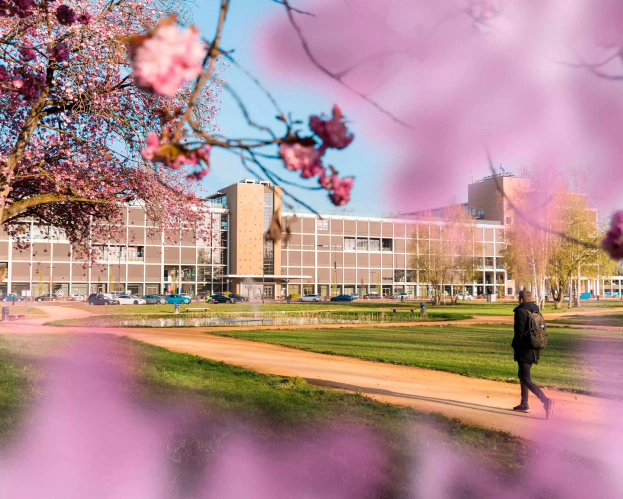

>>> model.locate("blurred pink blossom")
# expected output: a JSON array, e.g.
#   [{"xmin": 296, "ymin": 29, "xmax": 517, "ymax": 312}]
[
  {"xmin": 131, "ymin": 22, "xmax": 205, "ymax": 97},
  {"xmin": 140, "ymin": 132, "xmax": 161, "ymax": 161},
  {"xmin": 602, "ymin": 211, "xmax": 623, "ymax": 260}
]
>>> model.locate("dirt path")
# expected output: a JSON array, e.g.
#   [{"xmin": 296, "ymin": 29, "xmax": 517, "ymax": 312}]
[{"xmin": 1, "ymin": 304, "xmax": 621, "ymax": 460}]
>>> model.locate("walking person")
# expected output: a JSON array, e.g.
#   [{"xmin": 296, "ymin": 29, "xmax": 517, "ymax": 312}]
[{"xmin": 512, "ymin": 290, "xmax": 555, "ymax": 419}]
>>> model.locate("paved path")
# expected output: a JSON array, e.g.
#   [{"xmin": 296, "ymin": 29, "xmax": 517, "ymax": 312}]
[{"xmin": 3, "ymin": 304, "xmax": 622, "ymax": 460}]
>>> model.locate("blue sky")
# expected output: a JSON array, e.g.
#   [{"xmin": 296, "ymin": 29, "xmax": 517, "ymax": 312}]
[{"xmin": 190, "ymin": 1, "xmax": 414, "ymax": 216}]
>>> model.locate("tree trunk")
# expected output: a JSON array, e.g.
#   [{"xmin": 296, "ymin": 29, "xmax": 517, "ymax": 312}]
[{"xmin": 0, "ymin": 85, "xmax": 51, "ymax": 224}]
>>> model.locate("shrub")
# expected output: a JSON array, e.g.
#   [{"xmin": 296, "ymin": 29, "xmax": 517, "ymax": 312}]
[
  {"xmin": 288, "ymin": 293, "xmax": 302, "ymax": 300},
  {"xmin": 223, "ymin": 291, "xmax": 231, "ymax": 297}
]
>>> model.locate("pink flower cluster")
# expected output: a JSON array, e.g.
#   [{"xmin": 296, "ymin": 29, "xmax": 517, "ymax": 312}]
[
  {"xmin": 320, "ymin": 171, "xmax": 355, "ymax": 206},
  {"xmin": 50, "ymin": 43, "xmax": 69, "ymax": 63},
  {"xmin": 130, "ymin": 21, "xmax": 205, "ymax": 97},
  {"xmin": 279, "ymin": 105, "xmax": 355, "ymax": 206},
  {"xmin": 310, "ymin": 105, "xmax": 355, "ymax": 150},
  {"xmin": 141, "ymin": 133, "xmax": 211, "ymax": 182},
  {"xmin": 10, "ymin": 71, "xmax": 44, "ymax": 100},
  {"xmin": 0, "ymin": 0, "xmax": 35, "ymax": 18},
  {"xmin": 603, "ymin": 211, "xmax": 623, "ymax": 260},
  {"xmin": 280, "ymin": 143, "xmax": 323, "ymax": 178}
]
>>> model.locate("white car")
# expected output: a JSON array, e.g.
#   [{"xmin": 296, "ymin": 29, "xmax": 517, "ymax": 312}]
[
  {"xmin": 115, "ymin": 294, "xmax": 146, "ymax": 305},
  {"xmin": 456, "ymin": 293, "xmax": 474, "ymax": 301},
  {"xmin": 393, "ymin": 293, "xmax": 410, "ymax": 300},
  {"xmin": 70, "ymin": 293, "xmax": 86, "ymax": 301},
  {"xmin": 299, "ymin": 294, "xmax": 321, "ymax": 302}
]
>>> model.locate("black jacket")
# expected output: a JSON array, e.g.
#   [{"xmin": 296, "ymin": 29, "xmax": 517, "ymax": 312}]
[{"xmin": 512, "ymin": 302, "xmax": 541, "ymax": 364}]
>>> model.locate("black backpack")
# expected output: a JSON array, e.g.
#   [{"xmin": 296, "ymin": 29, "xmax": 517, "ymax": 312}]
[{"xmin": 526, "ymin": 311, "xmax": 548, "ymax": 349}]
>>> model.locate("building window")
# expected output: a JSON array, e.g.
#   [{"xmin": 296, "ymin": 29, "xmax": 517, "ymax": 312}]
[
  {"xmin": 382, "ymin": 238, "xmax": 393, "ymax": 251},
  {"xmin": 485, "ymin": 257, "xmax": 494, "ymax": 269},
  {"xmin": 407, "ymin": 270, "xmax": 417, "ymax": 282},
  {"xmin": 369, "ymin": 238, "xmax": 380, "ymax": 252},
  {"xmin": 344, "ymin": 237, "xmax": 356, "ymax": 251},
  {"xmin": 471, "ymin": 208, "xmax": 476, "ymax": 216},
  {"xmin": 317, "ymin": 219, "xmax": 329, "ymax": 231},
  {"xmin": 478, "ymin": 209, "xmax": 485, "ymax": 219},
  {"xmin": 394, "ymin": 270, "xmax": 405, "ymax": 282},
  {"xmin": 507, "ymin": 288, "xmax": 514, "ymax": 296},
  {"xmin": 263, "ymin": 240, "xmax": 274, "ymax": 274},
  {"xmin": 356, "ymin": 238, "xmax": 368, "ymax": 251}
]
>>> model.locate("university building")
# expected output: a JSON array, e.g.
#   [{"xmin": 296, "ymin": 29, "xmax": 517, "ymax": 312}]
[{"xmin": 0, "ymin": 174, "xmax": 613, "ymax": 299}]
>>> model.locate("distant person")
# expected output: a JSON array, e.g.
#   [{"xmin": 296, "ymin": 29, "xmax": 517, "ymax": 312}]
[{"xmin": 512, "ymin": 290, "xmax": 554, "ymax": 419}]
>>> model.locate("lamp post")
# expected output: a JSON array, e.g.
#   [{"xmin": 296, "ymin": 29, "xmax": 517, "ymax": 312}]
[{"xmin": 49, "ymin": 265, "xmax": 54, "ymax": 299}]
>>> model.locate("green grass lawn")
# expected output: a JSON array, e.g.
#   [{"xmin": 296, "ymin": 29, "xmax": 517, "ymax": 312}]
[
  {"xmin": 210, "ymin": 324, "xmax": 621, "ymax": 396},
  {"xmin": 0, "ymin": 334, "xmax": 529, "ymax": 495}
]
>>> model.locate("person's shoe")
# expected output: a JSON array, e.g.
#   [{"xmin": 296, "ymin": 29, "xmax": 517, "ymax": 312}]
[
  {"xmin": 513, "ymin": 404, "xmax": 530, "ymax": 413},
  {"xmin": 545, "ymin": 398, "xmax": 555, "ymax": 420}
]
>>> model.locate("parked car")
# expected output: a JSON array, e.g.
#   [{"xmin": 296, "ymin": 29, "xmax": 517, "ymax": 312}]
[
  {"xmin": 116, "ymin": 294, "xmax": 146, "ymax": 305},
  {"xmin": 143, "ymin": 294, "xmax": 166, "ymax": 305},
  {"xmin": 331, "ymin": 294, "xmax": 355, "ymax": 302},
  {"xmin": 88, "ymin": 293, "xmax": 120, "ymax": 305},
  {"xmin": 299, "ymin": 294, "xmax": 321, "ymax": 302},
  {"xmin": 35, "ymin": 293, "xmax": 55, "ymax": 302},
  {"xmin": 393, "ymin": 293, "xmax": 410, "ymax": 300},
  {"xmin": 208, "ymin": 294, "xmax": 236, "ymax": 304},
  {"xmin": 166, "ymin": 294, "xmax": 192, "ymax": 305},
  {"xmin": 350, "ymin": 293, "xmax": 360, "ymax": 300},
  {"xmin": 2, "ymin": 294, "xmax": 24, "ymax": 302},
  {"xmin": 364, "ymin": 293, "xmax": 382, "ymax": 299},
  {"xmin": 69, "ymin": 293, "xmax": 86, "ymax": 301},
  {"xmin": 456, "ymin": 293, "xmax": 474, "ymax": 301},
  {"xmin": 229, "ymin": 293, "xmax": 249, "ymax": 302}
]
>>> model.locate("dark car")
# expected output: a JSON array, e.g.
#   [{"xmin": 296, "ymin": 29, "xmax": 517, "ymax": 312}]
[
  {"xmin": 2, "ymin": 294, "xmax": 24, "ymax": 302},
  {"xmin": 229, "ymin": 293, "xmax": 249, "ymax": 302},
  {"xmin": 208, "ymin": 294, "xmax": 237, "ymax": 304},
  {"xmin": 35, "ymin": 293, "xmax": 55, "ymax": 302},
  {"xmin": 88, "ymin": 293, "xmax": 119, "ymax": 306},
  {"xmin": 331, "ymin": 294, "xmax": 355, "ymax": 302}
]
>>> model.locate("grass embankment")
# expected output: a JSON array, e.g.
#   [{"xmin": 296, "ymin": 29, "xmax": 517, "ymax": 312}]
[
  {"xmin": 210, "ymin": 324, "xmax": 619, "ymax": 395},
  {"xmin": 0, "ymin": 306, "xmax": 46, "ymax": 316},
  {"xmin": 47, "ymin": 310, "xmax": 471, "ymax": 328},
  {"xmin": 0, "ymin": 334, "xmax": 528, "ymax": 495},
  {"xmin": 550, "ymin": 314, "xmax": 623, "ymax": 327}
]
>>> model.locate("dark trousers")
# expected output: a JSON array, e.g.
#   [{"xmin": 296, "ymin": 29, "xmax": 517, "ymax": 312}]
[{"xmin": 518, "ymin": 362, "xmax": 547, "ymax": 406}]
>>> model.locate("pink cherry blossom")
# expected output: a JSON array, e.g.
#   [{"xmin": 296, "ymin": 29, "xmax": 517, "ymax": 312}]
[
  {"xmin": 12, "ymin": 77, "xmax": 23, "ymax": 89},
  {"xmin": 329, "ymin": 175, "xmax": 355, "ymax": 206},
  {"xmin": 309, "ymin": 105, "xmax": 355, "ymax": 150},
  {"xmin": 50, "ymin": 44, "xmax": 69, "ymax": 63},
  {"xmin": 131, "ymin": 22, "xmax": 205, "ymax": 97},
  {"xmin": 603, "ymin": 211, "xmax": 623, "ymax": 260},
  {"xmin": 56, "ymin": 5, "xmax": 76, "ymax": 26},
  {"xmin": 280, "ymin": 142, "xmax": 325, "ymax": 178}
]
